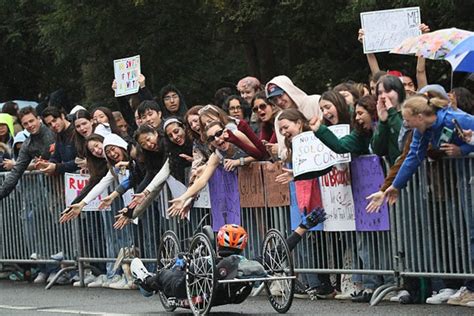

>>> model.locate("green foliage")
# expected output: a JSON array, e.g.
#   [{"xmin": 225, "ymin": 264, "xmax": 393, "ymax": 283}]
[{"xmin": 0, "ymin": 0, "xmax": 471, "ymax": 106}]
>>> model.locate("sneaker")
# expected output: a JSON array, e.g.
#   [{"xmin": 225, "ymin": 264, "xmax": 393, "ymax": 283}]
[
  {"xmin": 426, "ymin": 288, "xmax": 456, "ymax": 305},
  {"xmin": 73, "ymin": 273, "xmax": 96, "ymax": 287},
  {"xmin": 88, "ymin": 274, "xmax": 107, "ymax": 288},
  {"xmin": 50, "ymin": 251, "xmax": 64, "ymax": 261},
  {"xmin": 33, "ymin": 272, "xmax": 49, "ymax": 284},
  {"xmin": 30, "ymin": 253, "xmax": 41, "ymax": 260},
  {"xmin": 466, "ymin": 301, "xmax": 474, "ymax": 307},
  {"xmin": 447, "ymin": 287, "xmax": 467, "ymax": 306},
  {"xmin": 456, "ymin": 289, "xmax": 474, "ymax": 307},
  {"xmin": 294, "ymin": 284, "xmax": 309, "ymax": 299},
  {"xmin": 335, "ymin": 290, "xmax": 358, "ymax": 300},
  {"xmin": 55, "ymin": 273, "xmax": 71, "ymax": 285},
  {"xmin": 269, "ymin": 281, "xmax": 283, "ymax": 297},
  {"xmin": 389, "ymin": 290, "xmax": 410, "ymax": 302},
  {"xmin": 109, "ymin": 276, "xmax": 137, "ymax": 290},
  {"xmin": 315, "ymin": 284, "xmax": 336, "ymax": 299},
  {"xmin": 351, "ymin": 289, "xmax": 373, "ymax": 303},
  {"xmin": 102, "ymin": 274, "xmax": 123, "ymax": 288},
  {"xmin": 131, "ymin": 258, "xmax": 152, "ymax": 282}
]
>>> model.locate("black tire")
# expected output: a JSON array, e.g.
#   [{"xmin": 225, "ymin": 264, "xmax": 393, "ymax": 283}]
[
  {"xmin": 157, "ymin": 230, "xmax": 181, "ymax": 312},
  {"xmin": 186, "ymin": 233, "xmax": 216, "ymax": 315},
  {"xmin": 262, "ymin": 229, "xmax": 295, "ymax": 314}
]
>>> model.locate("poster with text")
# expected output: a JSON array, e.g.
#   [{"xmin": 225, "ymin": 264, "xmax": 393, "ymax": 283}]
[
  {"xmin": 208, "ymin": 165, "xmax": 241, "ymax": 231},
  {"xmin": 350, "ymin": 155, "xmax": 390, "ymax": 231},
  {"xmin": 64, "ymin": 173, "xmax": 110, "ymax": 211},
  {"xmin": 360, "ymin": 7, "xmax": 421, "ymax": 53},
  {"xmin": 114, "ymin": 55, "xmax": 141, "ymax": 97},
  {"xmin": 292, "ymin": 125, "xmax": 351, "ymax": 177},
  {"xmin": 238, "ymin": 162, "xmax": 265, "ymax": 208},
  {"xmin": 318, "ymin": 164, "xmax": 356, "ymax": 231},
  {"xmin": 262, "ymin": 162, "xmax": 290, "ymax": 207}
]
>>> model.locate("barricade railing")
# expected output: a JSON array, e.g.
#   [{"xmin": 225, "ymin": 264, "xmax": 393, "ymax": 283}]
[{"xmin": 1, "ymin": 157, "xmax": 473, "ymax": 300}]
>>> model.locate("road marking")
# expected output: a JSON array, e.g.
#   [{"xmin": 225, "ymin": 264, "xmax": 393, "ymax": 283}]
[{"xmin": 0, "ymin": 305, "xmax": 133, "ymax": 315}]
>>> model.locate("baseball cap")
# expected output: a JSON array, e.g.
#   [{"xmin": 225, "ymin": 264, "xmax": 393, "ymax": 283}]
[{"xmin": 266, "ymin": 83, "xmax": 285, "ymax": 98}]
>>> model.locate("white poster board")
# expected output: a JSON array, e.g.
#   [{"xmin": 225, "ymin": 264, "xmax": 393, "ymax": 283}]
[
  {"xmin": 292, "ymin": 125, "xmax": 351, "ymax": 177},
  {"xmin": 193, "ymin": 184, "xmax": 211, "ymax": 209},
  {"xmin": 318, "ymin": 164, "xmax": 356, "ymax": 231},
  {"xmin": 360, "ymin": 7, "xmax": 421, "ymax": 53},
  {"xmin": 64, "ymin": 173, "xmax": 110, "ymax": 211},
  {"xmin": 113, "ymin": 55, "xmax": 141, "ymax": 97}
]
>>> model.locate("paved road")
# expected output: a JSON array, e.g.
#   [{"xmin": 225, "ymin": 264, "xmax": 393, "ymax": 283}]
[{"xmin": 0, "ymin": 280, "xmax": 472, "ymax": 315}]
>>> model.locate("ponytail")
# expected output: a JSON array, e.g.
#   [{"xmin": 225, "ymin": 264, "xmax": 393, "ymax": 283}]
[{"xmin": 402, "ymin": 95, "xmax": 449, "ymax": 116}]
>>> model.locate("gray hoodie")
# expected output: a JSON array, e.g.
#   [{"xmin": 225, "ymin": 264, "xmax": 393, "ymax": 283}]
[
  {"xmin": 0, "ymin": 124, "xmax": 55, "ymax": 199},
  {"xmin": 265, "ymin": 75, "xmax": 322, "ymax": 160}
]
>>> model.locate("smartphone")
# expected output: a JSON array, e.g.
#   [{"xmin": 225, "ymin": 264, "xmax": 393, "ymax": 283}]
[
  {"xmin": 452, "ymin": 118, "xmax": 464, "ymax": 140},
  {"xmin": 438, "ymin": 127, "xmax": 453, "ymax": 147}
]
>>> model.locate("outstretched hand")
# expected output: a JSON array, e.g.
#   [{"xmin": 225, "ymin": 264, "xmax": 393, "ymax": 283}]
[
  {"xmin": 275, "ymin": 167, "xmax": 294, "ymax": 184},
  {"xmin": 384, "ymin": 185, "xmax": 399, "ymax": 205},
  {"xmin": 366, "ymin": 191, "xmax": 385, "ymax": 213},
  {"xmin": 113, "ymin": 207, "xmax": 133, "ymax": 230},
  {"xmin": 59, "ymin": 203, "xmax": 84, "ymax": 223}
]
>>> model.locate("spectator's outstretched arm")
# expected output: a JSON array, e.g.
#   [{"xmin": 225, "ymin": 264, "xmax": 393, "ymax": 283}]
[
  {"xmin": 0, "ymin": 145, "xmax": 32, "ymax": 200},
  {"xmin": 358, "ymin": 29, "xmax": 380, "ymax": 76},
  {"xmin": 416, "ymin": 24, "xmax": 431, "ymax": 90}
]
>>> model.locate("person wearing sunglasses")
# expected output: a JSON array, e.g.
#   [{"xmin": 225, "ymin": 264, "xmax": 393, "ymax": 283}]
[
  {"xmin": 168, "ymin": 120, "xmax": 256, "ymax": 219},
  {"xmin": 198, "ymin": 104, "xmax": 269, "ymax": 161},
  {"xmin": 251, "ymin": 91, "xmax": 280, "ymax": 158}
]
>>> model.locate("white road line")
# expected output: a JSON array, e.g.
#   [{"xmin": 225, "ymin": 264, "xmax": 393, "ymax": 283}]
[{"xmin": 0, "ymin": 305, "xmax": 132, "ymax": 315}]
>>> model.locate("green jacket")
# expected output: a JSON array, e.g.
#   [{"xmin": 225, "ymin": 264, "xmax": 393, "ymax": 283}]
[
  {"xmin": 314, "ymin": 125, "xmax": 370, "ymax": 155},
  {"xmin": 371, "ymin": 108, "xmax": 402, "ymax": 165}
]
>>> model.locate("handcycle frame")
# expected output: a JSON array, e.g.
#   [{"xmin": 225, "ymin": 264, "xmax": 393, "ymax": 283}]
[{"xmin": 156, "ymin": 227, "xmax": 296, "ymax": 315}]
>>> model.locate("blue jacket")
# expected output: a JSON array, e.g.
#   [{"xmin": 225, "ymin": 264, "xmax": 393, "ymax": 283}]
[
  {"xmin": 393, "ymin": 107, "xmax": 474, "ymax": 189},
  {"xmin": 50, "ymin": 124, "xmax": 78, "ymax": 174}
]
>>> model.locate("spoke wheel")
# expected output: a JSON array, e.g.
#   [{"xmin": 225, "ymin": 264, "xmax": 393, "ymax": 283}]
[
  {"xmin": 262, "ymin": 229, "xmax": 295, "ymax": 314},
  {"xmin": 186, "ymin": 233, "xmax": 216, "ymax": 315},
  {"xmin": 157, "ymin": 231, "xmax": 180, "ymax": 312}
]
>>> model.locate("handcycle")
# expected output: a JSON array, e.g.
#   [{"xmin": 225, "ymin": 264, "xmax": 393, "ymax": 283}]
[{"xmin": 156, "ymin": 226, "xmax": 296, "ymax": 315}]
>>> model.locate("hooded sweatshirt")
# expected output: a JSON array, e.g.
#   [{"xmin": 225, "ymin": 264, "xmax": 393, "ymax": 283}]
[
  {"xmin": 82, "ymin": 133, "xmax": 129, "ymax": 205},
  {"xmin": 0, "ymin": 113, "xmax": 15, "ymax": 150},
  {"xmin": 265, "ymin": 75, "xmax": 322, "ymax": 160}
]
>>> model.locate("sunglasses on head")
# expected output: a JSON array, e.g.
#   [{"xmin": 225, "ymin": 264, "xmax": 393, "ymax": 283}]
[
  {"xmin": 206, "ymin": 129, "xmax": 224, "ymax": 143},
  {"xmin": 252, "ymin": 102, "xmax": 268, "ymax": 113}
]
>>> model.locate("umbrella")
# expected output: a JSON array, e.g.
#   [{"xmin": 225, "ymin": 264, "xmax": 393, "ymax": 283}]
[
  {"xmin": 390, "ymin": 27, "xmax": 473, "ymax": 60},
  {"xmin": 445, "ymin": 35, "xmax": 474, "ymax": 72}
]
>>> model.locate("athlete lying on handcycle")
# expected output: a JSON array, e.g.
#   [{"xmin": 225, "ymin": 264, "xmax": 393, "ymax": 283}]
[{"xmin": 131, "ymin": 207, "xmax": 326, "ymax": 307}]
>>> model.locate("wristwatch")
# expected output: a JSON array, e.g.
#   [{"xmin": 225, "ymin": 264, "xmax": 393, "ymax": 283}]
[{"xmin": 240, "ymin": 157, "xmax": 245, "ymax": 166}]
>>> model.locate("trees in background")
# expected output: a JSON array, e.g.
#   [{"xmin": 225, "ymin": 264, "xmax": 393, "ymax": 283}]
[{"xmin": 1, "ymin": 0, "xmax": 473, "ymax": 106}]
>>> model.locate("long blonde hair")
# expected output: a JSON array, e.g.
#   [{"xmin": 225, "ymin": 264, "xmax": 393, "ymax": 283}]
[{"xmin": 402, "ymin": 95, "xmax": 449, "ymax": 116}]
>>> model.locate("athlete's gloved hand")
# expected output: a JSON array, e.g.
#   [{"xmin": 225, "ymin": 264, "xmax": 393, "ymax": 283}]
[{"xmin": 298, "ymin": 207, "xmax": 327, "ymax": 230}]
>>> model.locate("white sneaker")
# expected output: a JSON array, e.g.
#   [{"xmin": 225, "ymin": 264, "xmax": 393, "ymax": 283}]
[
  {"xmin": 130, "ymin": 258, "xmax": 152, "ymax": 281},
  {"xmin": 389, "ymin": 290, "xmax": 410, "ymax": 302},
  {"xmin": 109, "ymin": 276, "xmax": 137, "ymax": 290},
  {"xmin": 46, "ymin": 272, "xmax": 56, "ymax": 283},
  {"xmin": 87, "ymin": 274, "xmax": 107, "ymax": 288},
  {"xmin": 102, "ymin": 274, "xmax": 122, "ymax": 288},
  {"xmin": 34, "ymin": 272, "xmax": 48, "ymax": 284},
  {"xmin": 426, "ymin": 288, "xmax": 456, "ymax": 304},
  {"xmin": 335, "ymin": 291, "xmax": 357, "ymax": 300},
  {"xmin": 447, "ymin": 287, "xmax": 467, "ymax": 305},
  {"xmin": 73, "ymin": 272, "xmax": 96, "ymax": 287}
]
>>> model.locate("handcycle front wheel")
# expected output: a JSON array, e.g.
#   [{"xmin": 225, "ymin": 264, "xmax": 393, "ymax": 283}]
[
  {"xmin": 186, "ymin": 232, "xmax": 217, "ymax": 316},
  {"xmin": 157, "ymin": 230, "xmax": 181, "ymax": 312},
  {"xmin": 262, "ymin": 229, "xmax": 295, "ymax": 314}
]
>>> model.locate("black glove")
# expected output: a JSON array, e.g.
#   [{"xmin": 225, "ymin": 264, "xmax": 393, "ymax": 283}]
[{"xmin": 298, "ymin": 207, "xmax": 327, "ymax": 230}]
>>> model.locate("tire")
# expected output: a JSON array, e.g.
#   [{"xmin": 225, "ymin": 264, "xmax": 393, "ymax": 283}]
[
  {"xmin": 262, "ymin": 229, "xmax": 295, "ymax": 314},
  {"xmin": 186, "ymin": 233, "xmax": 216, "ymax": 315},
  {"xmin": 157, "ymin": 230, "xmax": 181, "ymax": 312}
]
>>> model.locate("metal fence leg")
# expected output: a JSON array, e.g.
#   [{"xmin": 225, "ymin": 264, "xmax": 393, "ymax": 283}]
[
  {"xmin": 44, "ymin": 266, "xmax": 77, "ymax": 290},
  {"xmin": 370, "ymin": 284, "xmax": 400, "ymax": 306}
]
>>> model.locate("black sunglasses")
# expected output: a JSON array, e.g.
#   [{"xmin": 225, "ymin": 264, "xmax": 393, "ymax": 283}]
[
  {"xmin": 252, "ymin": 102, "xmax": 268, "ymax": 113},
  {"xmin": 206, "ymin": 129, "xmax": 224, "ymax": 143}
]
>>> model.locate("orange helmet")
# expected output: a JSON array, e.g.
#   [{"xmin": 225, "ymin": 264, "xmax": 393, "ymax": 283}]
[{"xmin": 217, "ymin": 224, "xmax": 248, "ymax": 250}]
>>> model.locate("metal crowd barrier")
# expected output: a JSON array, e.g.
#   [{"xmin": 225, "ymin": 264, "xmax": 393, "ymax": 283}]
[{"xmin": 0, "ymin": 157, "xmax": 473, "ymax": 303}]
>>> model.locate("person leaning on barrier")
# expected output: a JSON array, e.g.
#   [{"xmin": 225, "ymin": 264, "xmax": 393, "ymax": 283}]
[
  {"xmin": 0, "ymin": 107, "xmax": 55, "ymax": 200},
  {"xmin": 383, "ymin": 95, "xmax": 474, "ymax": 204},
  {"xmin": 34, "ymin": 106, "xmax": 78, "ymax": 175}
]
